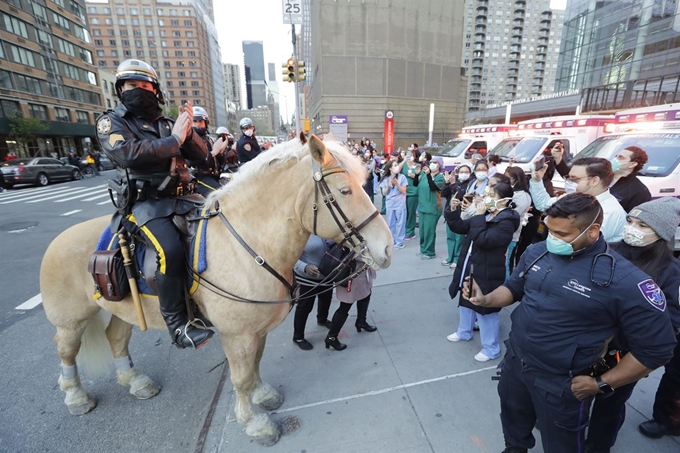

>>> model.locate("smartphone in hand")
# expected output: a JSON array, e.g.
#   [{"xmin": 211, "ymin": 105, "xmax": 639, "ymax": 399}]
[
  {"xmin": 534, "ymin": 156, "xmax": 546, "ymax": 171},
  {"xmin": 469, "ymin": 264, "xmax": 476, "ymax": 298}
]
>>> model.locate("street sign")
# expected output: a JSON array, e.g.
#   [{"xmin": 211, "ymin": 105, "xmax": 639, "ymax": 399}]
[{"xmin": 282, "ymin": 0, "xmax": 302, "ymax": 24}]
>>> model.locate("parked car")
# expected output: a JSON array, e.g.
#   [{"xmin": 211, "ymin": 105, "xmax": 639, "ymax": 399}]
[{"xmin": 0, "ymin": 157, "xmax": 81, "ymax": 188}]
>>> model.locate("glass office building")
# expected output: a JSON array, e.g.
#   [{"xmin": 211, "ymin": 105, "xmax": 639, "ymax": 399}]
[{"xmin": 555, "ymin": 0, "xmax": 680, "ymax": 112}]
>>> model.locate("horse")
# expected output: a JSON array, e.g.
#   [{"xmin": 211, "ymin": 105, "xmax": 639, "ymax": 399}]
[{"xmin": 40, "ymin": 135, "xmax": 393, "ymax": 446}]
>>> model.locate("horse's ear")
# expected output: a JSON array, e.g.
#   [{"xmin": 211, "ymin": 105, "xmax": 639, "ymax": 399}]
[
  {"xmin": 308, "ymin": 134, "xmax": 328, "ymax": 164},
  {"xmin": 299, "ymin": 131, "xmax": 307, "ymax": 144},
  {"xmin": 323, "ymin": 132, "xmax": 336, "ymax": 142}
]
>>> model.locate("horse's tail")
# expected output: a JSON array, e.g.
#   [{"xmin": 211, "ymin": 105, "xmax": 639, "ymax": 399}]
[{"xmin": 76, "ymin": 311, "xmax": 113, "ymax": 377}]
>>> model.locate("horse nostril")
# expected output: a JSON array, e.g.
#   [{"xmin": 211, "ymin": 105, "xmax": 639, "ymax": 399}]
[{"xmin": 385, "ymin": 245, "xmax": 391, "ymax": 256}]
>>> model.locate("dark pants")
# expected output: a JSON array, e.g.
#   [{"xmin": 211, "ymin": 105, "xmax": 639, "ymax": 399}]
[
  {"xmin": 653, "ymin": 333, "xmax": 680, "ymax": 428},
  {"xmin": 586, "ymin": 381, "xmax": 637, "ymax": 450},
  {"xmin": 196, "ymin": 173, "xmax": 221, "ymax": 196},
  {"xmin": 515, "ymin": 209, "xmax": 541, "ymax": 262},
  {"xmin": 124, "ymin": 216, "xmax": 185, "ymax": 278},
  {"xmin": 499, "ymin": 349, "xmax": 593, "ymax": 452},
  {"xmin": 0, "ymin": 170, "xmax": 6, "ymax": 190},
  {"xmin": 293, "ymin": 284, "xmax": 333, "ymax": 340},
  {"xmin": 328, "ymin": 293, "xmax": 372, "ymax": 337}
]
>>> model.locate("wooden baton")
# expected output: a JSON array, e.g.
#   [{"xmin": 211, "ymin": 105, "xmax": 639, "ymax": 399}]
[{"xmin": 118, "ymin": 234, "xmax": 147, "ymax": 331}]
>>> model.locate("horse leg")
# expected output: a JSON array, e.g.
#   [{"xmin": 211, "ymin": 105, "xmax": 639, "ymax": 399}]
[
  {"xmin": 251, "ymin": 334, "xmax": 284, "ymax": 411},
  {"xmin": 55, "ymin": 323, "xmax": 97, "ymax": 415},
  {"xmin": 222, "ymin": 335, "xmax": 280, "ymax": 446},
  {"xmin": 105, "ymin": 315, "xmax": 161, "ymax": 400}
]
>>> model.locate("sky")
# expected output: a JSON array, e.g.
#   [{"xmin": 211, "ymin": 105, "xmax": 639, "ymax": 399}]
[{"xmin": 213, "ymin": 1, "xmax": 299, "ymax": 123}]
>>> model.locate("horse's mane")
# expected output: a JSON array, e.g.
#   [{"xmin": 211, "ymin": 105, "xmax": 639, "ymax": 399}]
[{"xmin": 205, "ymin": 137, "xmax": 367, "ymax": 205}]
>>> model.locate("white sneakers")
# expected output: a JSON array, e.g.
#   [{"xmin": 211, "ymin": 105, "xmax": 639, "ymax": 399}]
[
  {"xmin": 474, "ymin": 352, "xmax": 493, "ymax": 362},
  {"xmin": 446, "ymin": 332, "xmax": 462, "ymax": 342}
]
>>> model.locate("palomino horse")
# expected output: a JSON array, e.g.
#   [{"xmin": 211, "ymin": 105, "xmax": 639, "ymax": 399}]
[{"xmin": 40, "ymin": 135, "xmax": 392, "ymax": 446}]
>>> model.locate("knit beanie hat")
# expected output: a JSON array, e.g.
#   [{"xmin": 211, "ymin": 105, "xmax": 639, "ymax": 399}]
[{"xmin": 628, "ymin": 197, "xmax": 680, "ymax": 242}]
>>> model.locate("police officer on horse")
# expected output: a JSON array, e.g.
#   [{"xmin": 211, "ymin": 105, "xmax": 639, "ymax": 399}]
[
  {"xmin": 95, "ymin": 59, "xmax": 214, "ymax": 349},
  {"xmin": 191, "ymin": 106, "xmax": 229, "ymax": 195},
  {"xmin": 236, "ymin": 117, "xmax": 262, "ymax": 164}
]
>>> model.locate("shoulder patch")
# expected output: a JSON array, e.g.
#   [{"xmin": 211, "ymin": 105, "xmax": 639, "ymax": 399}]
[
  {"xmin": 638, "ymin": 279, "xmax": 666, "ymax": 311},
  {"xmin": 97, "ymin": 116, "xmax": 112, "ymax": 135},
  {"xmin": 244, "ymin": 143, "xmax": 251, "ymax": 151}
]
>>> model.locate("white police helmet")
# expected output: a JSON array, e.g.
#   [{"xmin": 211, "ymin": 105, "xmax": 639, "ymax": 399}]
[
  {"xmin": 215, "ymin": 126, "xmax": 229, "ymax": 135},
  {"xmin": 193, "ymin": 106, "xmax": 209, "ymax": 124},
  {"xmin": 239, "ymin": 117, "xmax": 253, "ymax": 129}
]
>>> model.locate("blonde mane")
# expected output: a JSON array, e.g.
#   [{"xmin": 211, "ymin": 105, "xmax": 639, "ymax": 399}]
[{"xmin": 205, "ymin": 137, "xmax": 368, "ymax": 205}]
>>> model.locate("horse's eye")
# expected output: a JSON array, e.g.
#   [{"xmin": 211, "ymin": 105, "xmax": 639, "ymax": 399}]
[{"xmin": 340, "ymin": 188, "xmax": 352, "ymax": 195}]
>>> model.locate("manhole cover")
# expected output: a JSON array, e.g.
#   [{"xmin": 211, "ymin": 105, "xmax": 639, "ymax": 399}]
[{"xmin": 0, "ymin": 221, "xmax": 39, "ymax": 233}]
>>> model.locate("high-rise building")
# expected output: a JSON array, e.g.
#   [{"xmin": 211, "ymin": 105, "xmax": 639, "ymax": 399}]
[
  {"xmin": 0, "ymin": 0, "xmax": 103, "ymax": 158},
  {"xmin": 223, "ymin": 63, "xmax": 242, "ymax": 110},
  {"xmin": 463, "ymin": 0, "xmax": 565, "ymax": 112},
  {"xmin": 308, "ymin": 0, "xmax": 468, "ymax": 147},
  {"xmin": 267, "ymin": 62, "xmax": 280, "ymax": 129},
  {"xmin": 300, "ymin": 0, "xmax": 312, "ymax": 86},
  {"xmin": 556, "ymin": 0, "xmax": 680, "ymax": 112},
  {"xmin": 86, "ymin": 0, "xmax": 225, "ymax": 128},
  {"xmin": 242, "ymin": 40, "xmax": 267, "ymax": 109}
]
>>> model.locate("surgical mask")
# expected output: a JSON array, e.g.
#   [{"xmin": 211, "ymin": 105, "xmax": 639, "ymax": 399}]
[
  {"xmin": 610, "ymin": 157, "xmax": 621, "ymax": 172},
  {"xmin": 564, "ymin": 180, "xmax": 578, "ymax": 194},
  {"xmin": 390, "ymin": 166, "xmax": 399, "ymax": 174},
  {"xmin": 622, "ymin": 224, "xmax": 654, "ymax": 247},
  {"xmin": 475, "ymin": 171, "xmax": 488, "ymax": 181},
  {"xmin": 546, "ymin": 210, "xmax": 600, "ymax": 256},
  {"xmin": 485, "ymin": 196, "xmax": 510, "ymax": 212},
  {"xmin": 121, "ymin": 88, "xmax": 160, "ymax": 119},
  {"xmin": 194, "ymin": 127, "xmax": 207, "ymax": 136},
  {"xmin": 429, "ymin": 163, "xmax": 438, "ymax": 172},
  {"xmin": 244, "ymin": 129, "xmax": 254, "ymax": 137},
  {"xmin": 458, "ymin": 172, "xmax": 470, "ymax": 182}
]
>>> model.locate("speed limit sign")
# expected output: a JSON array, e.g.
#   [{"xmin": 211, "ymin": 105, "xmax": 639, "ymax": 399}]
[{"xmin": 282, "ymin": 0, "xmax": 302, "ymax": 24}]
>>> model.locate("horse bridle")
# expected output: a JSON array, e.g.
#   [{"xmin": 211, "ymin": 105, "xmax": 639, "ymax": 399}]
[{"xmin": 192, "ymin": 157, "xmax": 381, "ymax": 304}]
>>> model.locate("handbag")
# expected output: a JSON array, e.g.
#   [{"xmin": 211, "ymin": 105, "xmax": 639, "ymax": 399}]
[{"xmin": 318, "ymin": 243, "xmax": 356, "ymax": 287}]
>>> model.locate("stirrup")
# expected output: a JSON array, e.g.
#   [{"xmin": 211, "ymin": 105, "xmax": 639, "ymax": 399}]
[
  {"xmin": 174, "ymin": 320, "xmax": 212, "ymax": 349},
  {"xmin": 188, "ymin": 318, "xmax": 209, "ymax": 330}
]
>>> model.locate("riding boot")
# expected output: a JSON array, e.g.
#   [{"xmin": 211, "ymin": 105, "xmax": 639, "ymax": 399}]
[
  {"xmin": 155, "ymin": 271, "xmax": 213, "ymax": 349},
  {"xmin": 355, "ymin": 295, "xmax": 377, "ymax": 332}
]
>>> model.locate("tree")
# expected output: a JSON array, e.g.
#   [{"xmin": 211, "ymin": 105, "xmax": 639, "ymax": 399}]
[
  {"xmin": 8, "ymin": 113, "xmax": 49, "ymax": 156},
  {"xmin": 161, "ymin": 103, "xmax": 179, "ymax": 119}
]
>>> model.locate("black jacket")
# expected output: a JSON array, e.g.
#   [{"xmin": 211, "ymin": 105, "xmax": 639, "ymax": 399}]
[
  {"xmin": 445, "ymin": 206, "xmax": 519, "ymax": 315},
  {"xmin": 236, "ymin": 134, "xmax": 262, "ymax": 164},
  {"xmin": 441, "ymin": 178, "xmax": 470, "ymax": 206},
  {"xmin": 95, "ymin": 104, "xmax": 208, "ymax": 225}
]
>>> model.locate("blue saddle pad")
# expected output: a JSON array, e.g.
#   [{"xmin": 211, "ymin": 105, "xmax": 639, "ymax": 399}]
[{"xmin": 95, "ymin": 213, "xmax": 209, "ymax": 296}]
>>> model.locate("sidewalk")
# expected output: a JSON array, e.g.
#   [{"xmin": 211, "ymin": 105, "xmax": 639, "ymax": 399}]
[{"xmin": 202, "ymin": 206, "xmax": 680, "ymax": 453}]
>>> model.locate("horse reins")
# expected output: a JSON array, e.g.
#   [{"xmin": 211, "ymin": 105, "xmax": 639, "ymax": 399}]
[{"xmin": 188, "ymin": 156, "xmax": 381, "ymax": 304}]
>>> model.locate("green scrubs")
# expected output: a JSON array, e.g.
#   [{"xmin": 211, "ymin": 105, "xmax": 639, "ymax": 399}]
[{"xmin": 417, "ymin": 172, "xmax": 445, "ymax": 257}]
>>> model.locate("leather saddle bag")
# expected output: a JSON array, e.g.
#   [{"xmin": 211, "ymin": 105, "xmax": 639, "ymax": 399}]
[{"xmin": 87, "ymin": 248, "xmax": 130, "ymax": 301}]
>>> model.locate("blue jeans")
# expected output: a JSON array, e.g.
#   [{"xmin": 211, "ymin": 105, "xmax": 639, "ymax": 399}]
[
  {"xmin": 456, "ymin": 306, "xmax": 500, "ymax": 358},
  {"xmin": 387, "ymin": 206, "xmax": 407, "ymax": 246}
]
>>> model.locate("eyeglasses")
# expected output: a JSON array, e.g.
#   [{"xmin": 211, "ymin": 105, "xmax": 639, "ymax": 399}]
[{"xmin": 567, "ymin": 175, "xmax": 591, "ymax": 183}]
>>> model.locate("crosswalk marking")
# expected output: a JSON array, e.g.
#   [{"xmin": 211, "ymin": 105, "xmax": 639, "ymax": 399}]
[
  {"xmin": 97, "ymin": 200, "xmax": 112, "ymax": 205},
  {"xmin": 0, "ymin": 185, "xmax": 70, "ymax": 200},
  {"xmin": 81, "ymin": 192, "xmax": 110, "ymax": 202},
  {"xmin": 15, "ymin": 294, "xmax": 42, "ymax": 310},
  {"xmin": 53, "ymin": 184, "xmax": 108, "ymax": 202},
  {"xmin": 0, "ymin": 183, "xmax": 111, "ymax": 206},
  {"xmin": 25, "ymin": 187, "xmax": 100, "ymax": 203},
  {"xmin": 61, "ymin": 209, "xmax": 82, "ymax": 216},
  {"xmin": 0, "ymin": 186, "xmax": 78, "ymax": 204}
]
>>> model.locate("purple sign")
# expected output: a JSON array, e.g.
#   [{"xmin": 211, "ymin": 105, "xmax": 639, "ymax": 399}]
[{"xmin": 329, "ymin": 115, "xmax": 348, "ymax": 125}]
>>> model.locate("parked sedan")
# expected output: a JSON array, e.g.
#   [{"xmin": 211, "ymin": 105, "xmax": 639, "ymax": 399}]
[{"xmin": 0, "ymin": 157, "xmax": 81, "ymax": 188}]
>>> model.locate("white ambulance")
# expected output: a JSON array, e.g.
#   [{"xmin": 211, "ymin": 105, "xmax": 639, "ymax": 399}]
[
  {"xmin": 492, "ymin": 115, "xmax": 615, "ymax": 174},
  {"xmin": 435, "ymin": 124, "xmax": 518, "ymax": 172}
]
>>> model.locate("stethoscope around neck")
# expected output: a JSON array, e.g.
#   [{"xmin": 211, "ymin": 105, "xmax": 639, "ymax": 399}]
[{"xmin": 519, "ymin": 240, "xmax": 617, "ymax": 287}]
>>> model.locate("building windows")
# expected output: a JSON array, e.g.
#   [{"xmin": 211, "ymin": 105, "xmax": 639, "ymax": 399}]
[
  {"xmin": 87, "ymin": 7, "xmax": 97, "ymax": 14},
  {"xmin": 175, "ymin": 51, "xmax": 183, "ymax": 57},
  {"xmin": 0, "ymin": 70, "xmax": 13, "ymax": 89},
  {"xmin": 159, "ymin": 19, "xmax": 166, "ymax": 26},
  {"xmin": 122, "ymin": 40, "xmax": 130, "ymax": 46},
  {"xmin": 96, "ymin": 50, "xmax": 105, "ymax": 57},
  {"xmin": 111, "ymin": 50, "xmax": 118, "ymax": 57},
  {"xmin": 166, "ymin": 81, "xmax": 173, "ymax": 87},
  {"xmin": 157, "ymin": 9, "xmax": 164, "ymax": 16},
  {"xmin": 98, "ymin": 61, "xmax": 107, "ymax": 67},
  {"xmin": 93, "ymin": 29, "xmax": 101, "ymax": 36},
  {"xmin": 10, "ymin": 45, "xmax": 35, "ymax": 67},
  {"xmin": 0, "ymin": 99, "xmax": 20, "ymax": 118},
  {"xmin": 130, "ymin": 8, "xmax": 138, "ymax": 15},
  {"xmin": 116, "ymin": 7, "xmax": 124, "ymax": 14},
  {"xmin": 109, "ymin": 39, "xmax": 117, "ymax": 46},
  {"xmin": 177, "ymin": 71, "xmax": 186, "ymax": 77},
  {"xmin": 55, "ymin": 107, "xmax": 69, "ymax": 122},
  {"xmin": 105, "ymin": 18, "xmax": 113, "ymax": 25},
  {"xmin": 190, "ymin": 72, "xmax": 198, "ymax": 78},
  {"xmin": 145, "ymin": 19, "xmax": 153, "ymax": 26},
  {"xmin": 163, "ymin": 61, "xmax": 171, "ymax": 67},
  {"xmin": 178, "ymin": 81, "xmax": 186, "ymax": 87},
  {"xmin": 189, "ymin": 61, "xmax": 196, "ymax": 67},
  {"xmin": 123, "ymin": 50, "xmax": 131, "ymax": 57},
  {"xmin": 180, "ymin": 90, "xmax": 188, "ymax": 96},
  {"xmin": 103, "ymin": 7, "xmax": 111, "ymax": 14},
  {"xmin": 132, "ymin": 19, "xmax": 139, "ymax": 26},
  {"xmin": 183, "ymin": 10, "xmax": 192, "ymax": 17},
  {"xmin": 162, "ymin": 51, "xmax": 169, "ymax": 57},
  {"xmin": 108, "ymin": 29, "xmax": 115, "ymax": 36},
  {"xmin": 161, "ymin": 41, "xmax": 167, "ymax": 47},
  {"xmin": 176, "ymin": 62, "xmax": 184, "ymax": 67},
  {"xmin": 191, "ymin": 81, "xmax": 199, "ymax": 87},
  {"xmin": 3, "ymin": 14, "xmax": 29, "ymax": 39},
  {"xmin": 143, "ymin": 8, "xmax": 151, "ymax": 15},
  {"xmin": 76, "ymin": 110, "xmax": 89, "ymax": 124},
  {"xmin": 147, "ymin": 30, "xmax": 154, "ymax": 37},
  {"xmin": 188, "ymin": 51, "xmax": 196, "ymax": 57},
  {"xmin": 136, "ymin": 51, "xmax": 144, "ymax": 57},
  {"xmin": 192, "ymin": 90, "xmax": 199, "ymax": 96},
  {"xmin": 173, "ymin": 41, "xmax": 181, "ymax": 47},
  {"xmin": 184, "ymin": 20, "xmax": 192, "ymax": 26},
  {"xmin": 187, "ymin": 41, "xmax": 195, "ymax": 48},
  {"xmin": 53, "ymin": 13, "xmax": 71, "ymax": 32},
  {"xmin": 29, "ymin": 104, "xmax": 48, "ymax": 121},
  {"xmin": 171, "ymin": 20, "xmax": 179, "ymax": 26},
  {"xmin": 118, "ymin": 19, "xmax": 126, "ymax": 26},
  {"xmin": 90, "ymin": 17, "xmax": 100, "ymax": 25},
  {"xmin": 16, "ymin": 74, "xmax": 42, "ymax": 95},
  {"xmin": 173, "ymin": 31, "xmax": 181, "ymax": 37},
  {"xmin": 186, "ymin": 31, "xmax": 193, "ymax": 38}
]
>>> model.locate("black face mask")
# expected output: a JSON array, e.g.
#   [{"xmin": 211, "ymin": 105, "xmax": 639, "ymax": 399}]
[
  {"xmin": 121, "ymin": 88, "xmax": 160, "ymax": 119},
  {"xmin": 194, "ymin": 127, "xmax": 208, "ymax": 136}
]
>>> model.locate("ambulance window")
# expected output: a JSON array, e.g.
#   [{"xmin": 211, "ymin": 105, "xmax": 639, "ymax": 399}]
[
  {"xmin": 549, "ymin": 140, "xmax": 570, "ymax": 160},
  {"xmin": 471, "ymin": 141, "xmax": 488, "ymax": 155}
]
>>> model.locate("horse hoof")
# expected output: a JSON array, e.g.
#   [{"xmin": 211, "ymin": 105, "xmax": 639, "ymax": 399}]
[
  {"xmin": 252, "ymin": 384, "xmax": 285, "ymax": 411},
  {"xmin": 246, "ymin": 414, "xmax": 280, "ymax": 446},
  {"xmin": 129, "ymin": 375, "xmax": 161, "ymax": 400},
  {"xmin": 67, "ymin": 398, "xmax": 97, "ymax": 416}
]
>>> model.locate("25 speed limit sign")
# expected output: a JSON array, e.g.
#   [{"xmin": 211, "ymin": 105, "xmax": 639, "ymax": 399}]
[{"xmin": 282, "ymin": 0, "xmax": 302, "ymax": 24}]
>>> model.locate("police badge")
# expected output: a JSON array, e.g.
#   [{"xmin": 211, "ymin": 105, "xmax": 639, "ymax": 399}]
[
  {"xmin": 97, "ymin": 116, "xmax": 112, "ymax": 135},
  {"xmin": 244, "ymin": 143, "xmax": 252, "ymax": 151}
]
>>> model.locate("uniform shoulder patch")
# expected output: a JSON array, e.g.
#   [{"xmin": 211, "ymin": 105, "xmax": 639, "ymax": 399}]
[
  {"xmin": 638, "ymin": 279, "xmax": 666, "ymax": 311},
  {"xmin": 97, "ymin": 116, "xmax": 112, "ymax": 135},
  {"xmin": 244, "ymin": 143, "xmax": 251, "ymax": 151}
]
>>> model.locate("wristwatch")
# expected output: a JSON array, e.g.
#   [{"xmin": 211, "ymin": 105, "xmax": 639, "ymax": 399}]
[{"xmin": 595, "ymin": 376, "xmax": 615, "ymax": 396}]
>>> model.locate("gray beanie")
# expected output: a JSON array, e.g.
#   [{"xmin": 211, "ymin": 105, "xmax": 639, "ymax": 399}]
[{"xmin": 628, "ymin": 197, "xmax": 680, "ymax": 242}]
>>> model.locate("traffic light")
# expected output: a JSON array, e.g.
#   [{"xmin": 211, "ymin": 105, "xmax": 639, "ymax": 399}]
[
  {"xmin": 282, "ymin": 58, "xmax": 296, "ymax": 82},
  {"xmin": 302, "ymin": 118, "xmax": 310, "ymax": 133},
  {"xmin": 297, "ymin": 60, "xmax": 306, "ymax": 82}
]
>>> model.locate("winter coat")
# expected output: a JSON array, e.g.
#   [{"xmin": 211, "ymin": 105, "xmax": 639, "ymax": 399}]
[
  {"xmin": 335, "ymin": 259, "xmax": 376, "ymax": 303},
  {"xmin": 445, "ymin": 206, "xmax": 519, "ymax": 315}
]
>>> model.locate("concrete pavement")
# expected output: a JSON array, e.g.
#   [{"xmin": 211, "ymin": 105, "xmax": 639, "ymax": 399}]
[{"xmin": 202, "ymin": 211, "xmax": 680, "ymax": 453}]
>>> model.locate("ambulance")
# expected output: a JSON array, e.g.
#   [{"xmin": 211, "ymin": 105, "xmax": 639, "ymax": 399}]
[
  {"xmin": 435, "ymin": 124, "xmax": 518, "ymax": 172},
  {"xmin": 492, "ymin": 115, "xmax": 615, "ymax": 174}
]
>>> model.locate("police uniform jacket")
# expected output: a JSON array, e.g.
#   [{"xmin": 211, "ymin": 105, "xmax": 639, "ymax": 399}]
[
  {"xmin": 503, "ymin": 239, "xmax": 677, "ymax": 377},
  {"xmin": 96, "ymin": 104, "xmax": 209, "ymax": 226},
  {"xmin": 445, "ymin": 206, "xmax": 520, "ymax": 315},
  {"xmin": 191, "ymin": 133, "xmax": 224, "ymax": 177},
  {"xmin": 236, "ymin": 134, "xmax": 261, "ymax": 164}
]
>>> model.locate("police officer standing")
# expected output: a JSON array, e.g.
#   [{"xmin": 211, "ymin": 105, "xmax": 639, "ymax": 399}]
[
  {"xmin": 95, "ymin": 59, "xmax": 213, "ymax": 349},
  {"xmin": 236, "ymin": 117, "xmax": 261, "ymax": 165},
  {"xmin": 190, "ymin": 106, "xmax": 228, "ymax": 195},
  {"xmin": 463, "ymin": 193, "xmax": 677, "ymax": 453}
]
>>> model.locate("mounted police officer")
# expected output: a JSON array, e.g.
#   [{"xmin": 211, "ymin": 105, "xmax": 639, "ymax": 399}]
[
  {"xmin": 95, "ymin": 59, "xmax": 213, "ymax": 350},
  {"xmin": 236, "ymin": 117, "xmax": 261, "ymax": 165},
  {"xmin": 463, "ymin": 193, "xmax": 677, "ymax": 453},
  {"xmin": 191, "ymin": 107, "xmax": 228, "ymax": 195}
]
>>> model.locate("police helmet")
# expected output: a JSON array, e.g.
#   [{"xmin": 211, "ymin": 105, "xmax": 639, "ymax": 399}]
[
  {"xmin": 239, "ymin": 117, "xmax": 254, "ymax": 129},
  {"xmin": 115, "ymin": 59, "xmax": 164, "ymax": 104},
  {"xmin": 193, "ymin": 106, "xmax": 209, "ymax": 125},
  {"xmin": 215, "ymin": 126, "xmax": 229, "ymax": 135}
]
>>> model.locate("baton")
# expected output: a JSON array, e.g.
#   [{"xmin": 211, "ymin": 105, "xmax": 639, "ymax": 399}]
[{"xmin": 118, "ymin": 234, "xmax": 147, "ymax": 331}]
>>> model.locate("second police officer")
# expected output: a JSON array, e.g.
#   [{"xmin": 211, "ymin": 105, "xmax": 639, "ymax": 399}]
[
  {"xmin": 191, "ymin": 106, "xmax": 229, "ymax": 195},
  {"xmin": 236, "ymin": 117, "xmax": 262, "ymax": 165},
  {"xmin": 95, "ymin": 59, "xmax": 214, "ymax": 350}
]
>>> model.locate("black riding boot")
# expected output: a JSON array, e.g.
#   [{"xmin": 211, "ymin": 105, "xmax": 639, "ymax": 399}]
[
  {"xmin": 355, "ymin": 295, "xmax": 377, "ymax": 332},
  {"xmin": 156, "ymin": 272, "xmax": 213, "ymax": 349}
]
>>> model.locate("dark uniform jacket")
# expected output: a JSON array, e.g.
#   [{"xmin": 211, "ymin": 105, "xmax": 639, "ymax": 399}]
[
  {"xmin": 95, "ymin": 104, "xmax": 208, "ymax": 226},
  {"xmin": 236, "ymin": 134, "xmax": 261, "ymax": 164},
  {"xmin": 445, "ymin": 207, "xmax": 520, "ymax": 315},
  {"xmin": 504, "ymin": 239, "xmax": 677, "ymax": 376}
]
